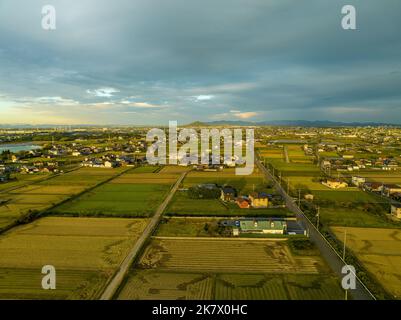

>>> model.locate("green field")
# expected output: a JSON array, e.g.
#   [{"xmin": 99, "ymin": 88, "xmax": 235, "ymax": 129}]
[
  {"xmin": 182, "ymin": 169, "xmax": 268, "ymax": 193},
  {"xmin": 156, "ymin": 217, "xmax": 228, "ymax": 237},
  {"xmin": 52, "ymin": 168, "xmax": 181, "ymax": 217},
  {"xmin": 0, "ymin": 173, "xmax": 51, "ymax": 192},
  {"xmin": 54, "ymin": 183, "xmax": 170, "ymax": 217},
  {"xmin": 0, "ymin": 217, "xmax": 149, "ymax": 299},
  {"xmin": 0, "ymin": 168, "xmax": 124, "ymax": 230}
]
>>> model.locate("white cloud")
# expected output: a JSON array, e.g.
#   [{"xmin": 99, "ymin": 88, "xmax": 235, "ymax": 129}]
[
  {"xmin": 194, "ymin": 95, "xmax": 214, "ymax": 101},
  {"xmin": 35, "ymin": 96, "xmax": 79, "ymax": 105},
  {"xmin": 128, "ymin": 102, "xmax": 161, "ymax": 108},
  {"xmin": 86, "ymin": 87, "xmax": 120, "ymax": 98}
]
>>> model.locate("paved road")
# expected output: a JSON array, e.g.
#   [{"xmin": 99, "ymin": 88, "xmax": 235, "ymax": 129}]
[
  {"xmin": 100, "ymin": 171, "xmax": 188, "ymax": 300},
  {"xmin": 256, "ymin": 158, "xmax": 375, "ymax": 300}
]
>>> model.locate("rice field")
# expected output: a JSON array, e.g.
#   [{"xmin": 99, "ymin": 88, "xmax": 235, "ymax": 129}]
[
  {"xmin": 0, "ymin": 217, "xmax": 149, "ymax": 299},
  {"xmin": 0, "ymin": 168, "xmax": 123, "ymax": 230},
  {"xmin": 331, "ymin": 227, "xmax": 401, "ymax": 299},
  {"xmin": 0, "ymin": 173, "xmax": 51, "ymax": 192},
  {"xmin": 118, "ymin": 238, "xmax": 344, "ymax": 300},
  {"xmin": 53, "ymin": 168, "xmax": 182, "ymax": 217},
  {"xmin": 138, "ymin": 238, "xmax": 326, "ymax": 274}
]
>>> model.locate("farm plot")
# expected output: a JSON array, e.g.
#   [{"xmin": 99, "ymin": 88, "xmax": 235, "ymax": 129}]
[
  {"xmin": 0, "ymin": 168, "xmax": 122, "ymax": 230},
  {"xmin": 358, "ymin": 171, "xmax": 401, "ymax": 184},
  {"xmin": 118, "ymin": 270, "xmax": 214, "ymax": 300},
  {"xmin": 215, "ymin": 273, "xmax": 343, "ymax": 300},
  {"xmin": 0, "ymin": 217, "xmax": 149, "ymax": 300},
  {"xmin": 156, "ymin": 217, "xmax": 227, "ymax": 237},
  {"xmin": 182, "ymin": 169, "xmax": 268, "ymax": 193},
  {"xmin": 138, "ymin": 238, "xmax": 327, "ymax": 274},
  {"xmin": 53, "ymin": 168, "xmax": 181, "ymax": 217},
  {"xmin": 0, "ymin": 173, "xmax": 50, "ymax": 192},
  {"xmin": 159, "ymin": 166, "xmax": 191, "ymax": 174},
  {"xmin": 332, "ymin": 227, "xmax": 401, "ymax": 299},
  {"xmin": 118, "ymin": 238, "xmax": 343, "ymax": 300},
  {"xmin": 318, "ymin": 207, "xmax": 395, "ymax": 228},
  {"xmin": 287, "ymin": 145, "xmax": 315, "ymax": 164},
  {"xmin": 259, "ymin": 147, "xmax": 285, "ymax": 160},
  {"xmin": 118, "ymin": 271, "xmax": 343, "ymax": 300}
]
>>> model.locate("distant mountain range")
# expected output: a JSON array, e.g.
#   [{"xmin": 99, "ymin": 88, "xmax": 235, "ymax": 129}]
[
  {"xmin": 186, "ymin": 120, "xmax": 401, "ymax": 127},
  {"xmin": 0, "ymin": 120, "xmax": 400, "ymax": 129}
]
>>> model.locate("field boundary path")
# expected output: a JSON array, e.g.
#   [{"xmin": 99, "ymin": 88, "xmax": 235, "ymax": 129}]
[
  {"xmin": 100, "ymin": 171, "xmax": 188, "ymax": 300},
  {"xmin": 283, "ymin": 146, "xmax": 290, "ymax": 163},
  {"xmin": 152, "ymin": 236, "xmax": 289, "ymax": 241},
  {"xmin": 256, "ymin": 156, "xmax": 375, "ymax": 300}
]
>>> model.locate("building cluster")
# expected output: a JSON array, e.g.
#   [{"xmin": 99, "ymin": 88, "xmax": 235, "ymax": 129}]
[
  {"xmin": 81, "ymin": 154, "xmax": 140, "ymax": 168},
  {"xmin": 219, "ymin": 186, "xmax": 278, "ymax": 209}
]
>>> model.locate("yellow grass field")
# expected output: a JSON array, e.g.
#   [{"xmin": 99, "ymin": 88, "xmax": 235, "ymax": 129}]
[
  {"xmin": 139, "ymin": 238, "xmax": 326, "ymax": 274},
  {"xmin": 118, "ymin": 238, "xmax": 344, "ymax": 300},
  {"xmin": 0, "ymin": 217, "xmax": 149, "ymax": 299},
  {"xmin": 332, "ymin": 227, "xmax": 401, "ymax": 299}
]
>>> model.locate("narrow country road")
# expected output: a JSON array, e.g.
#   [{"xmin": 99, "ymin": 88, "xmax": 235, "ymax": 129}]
[
  {"xmin": 256, "ymin": 158, "xmax": 375, "ymax": 300},
  {"xmin": 100, "ymin": 171, "xmax": 188, "ymax": 300}
]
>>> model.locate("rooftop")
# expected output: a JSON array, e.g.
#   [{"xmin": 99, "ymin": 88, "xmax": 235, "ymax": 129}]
[{"xmin": 240, "ymin": 219, "xmax": 286, "ymax": 231}]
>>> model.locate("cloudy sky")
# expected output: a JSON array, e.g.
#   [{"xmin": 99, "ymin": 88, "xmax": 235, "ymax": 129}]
[{"xmin": 0, "ymin": 0, "xmax": 401, "ymax": 125}]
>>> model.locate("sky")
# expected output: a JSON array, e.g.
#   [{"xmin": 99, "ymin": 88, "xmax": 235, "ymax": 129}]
[{"xmin": 0, "ymin": 0, "xmax": 401, "ymax": 125}]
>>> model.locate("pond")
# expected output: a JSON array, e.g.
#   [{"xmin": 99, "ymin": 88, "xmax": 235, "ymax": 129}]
[{"xmin": 0, "ymin": 143, "xmax": 42, "ymax": 153}]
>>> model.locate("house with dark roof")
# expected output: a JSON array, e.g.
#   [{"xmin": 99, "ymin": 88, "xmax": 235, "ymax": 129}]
[{"xmin": 220, "ymin": 186, "xmax": 237, "ymax": 202}]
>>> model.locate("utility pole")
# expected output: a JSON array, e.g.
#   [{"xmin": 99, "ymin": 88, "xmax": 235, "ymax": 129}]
[
  {"xmin": 298, "ymin": 189, "xmax": 301, "ymax": 207},
  {"xmin": 287, "ymin": 178, "xmax": 290, "ymax": 194},
  {"xmin": 343, "ymin": 229, "xmax": 347, "ymax": 260},
  {"xmin": 316, "ymin": 206, "xmax": 320, "ymax": 230}
]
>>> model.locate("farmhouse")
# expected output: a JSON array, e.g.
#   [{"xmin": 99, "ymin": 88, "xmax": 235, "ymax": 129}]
[
  {"xmin": 239, "ymin": 219, "xmax": 287, "ymax": 235},
  {"xmin": 236, "ymin": 197, "xmax": 250, "ymax": 209},
  {"xmin": 391, "ymin": 203, "xmax": 401, "ymax": 219},
  {"xmin": 249, "ymin": 192, "xmax": 268, "ymax": 208},
  {"xmin": 220, "ymin": 186, "xmax": 237, "ymax": 202},
  {"xmin": 322, "ymin": 179, "xmax": 348, "ymax": 189},
  {"xmin": 352, "ymin": 176, "xmax": 366, "ymax": 187}
]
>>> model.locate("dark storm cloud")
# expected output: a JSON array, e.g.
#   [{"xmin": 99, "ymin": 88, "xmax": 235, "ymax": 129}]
[{"xmin": 0, "ymin": 0, "xmax": 401, "ymax": 124}]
